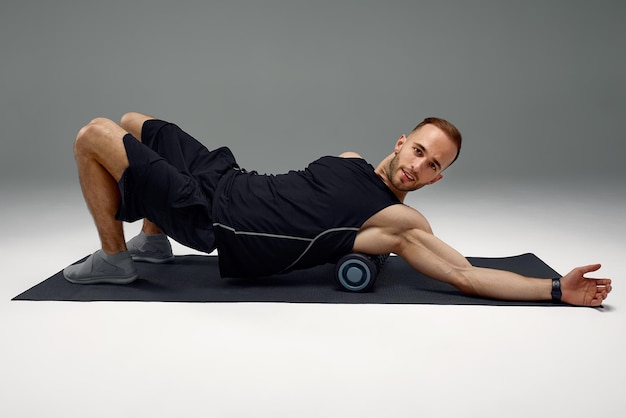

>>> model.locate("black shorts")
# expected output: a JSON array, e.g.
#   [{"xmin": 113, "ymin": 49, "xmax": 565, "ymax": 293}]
[{"xmin": 116, "ymin": 119, "xmax": 238, "ymax": 253}]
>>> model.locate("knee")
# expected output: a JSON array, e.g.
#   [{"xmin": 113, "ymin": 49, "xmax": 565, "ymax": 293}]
[
  {"xmin": 119, "ymin": 112, "xmax": 139, "ymax": 130},
  {"xmin": 73, "ymin": 117, "xmax": 113, "ymax": 158},
  {"xmin": 119, "ymin": 111, "xmax": 152, "ymax": 138}
]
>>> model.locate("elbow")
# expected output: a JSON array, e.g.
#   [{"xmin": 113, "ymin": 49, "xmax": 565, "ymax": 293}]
[{"xmin": 451, "ymin": 271, "xmax": 478, "ymax": 296}]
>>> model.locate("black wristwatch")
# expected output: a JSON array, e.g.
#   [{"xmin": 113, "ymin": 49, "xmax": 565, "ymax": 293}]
[{"xmin": 551, "ymin": 278, "xmax": 562, "ymax": 302}]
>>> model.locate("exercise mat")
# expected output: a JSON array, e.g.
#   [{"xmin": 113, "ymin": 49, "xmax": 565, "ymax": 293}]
[{"xmin": 13, "ymin": 253, "xmax": 563, "ymax": 305}]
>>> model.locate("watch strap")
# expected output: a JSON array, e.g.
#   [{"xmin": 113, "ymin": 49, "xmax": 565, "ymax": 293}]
[{"xmin": 551, "ymin": 278, "xmax": 562, "ymax": 302}]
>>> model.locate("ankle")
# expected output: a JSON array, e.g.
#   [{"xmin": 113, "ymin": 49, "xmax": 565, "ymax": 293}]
[
  {"xmin": 100, "ymin": 249, "xmax": 131, "ymax": 262},
  {"xmin": 142, "ymin": 226, "xmax": 165, "ymax": 236},
  {"xmin": 102, "ymin": 243, "xmax": 128, "ymax": 255},
  {"xmin": 139, "ymin": 230, "xmax": 167, "ymax": 240}
]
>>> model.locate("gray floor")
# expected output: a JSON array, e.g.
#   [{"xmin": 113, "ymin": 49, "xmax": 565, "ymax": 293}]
[{"xmin": 1, "ymin": 180, "xmax": 624, "ymax": 418}]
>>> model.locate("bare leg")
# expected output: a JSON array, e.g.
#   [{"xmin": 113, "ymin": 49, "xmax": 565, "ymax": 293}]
[
  {"xmin": 119, "ymin": 112, "xmax": 164, "ymax": 236},
  {"xmin": 63, "ymin": 117, "xmax": 139, "ymax": 284},
  {"xmin": 74, "ymin": 117, "xmax": 131, "ymax": 254}
]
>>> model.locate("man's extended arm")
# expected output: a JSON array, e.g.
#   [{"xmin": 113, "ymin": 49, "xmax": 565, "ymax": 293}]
[{"xmin": 354, "ymin": 205, "xmax": 611, "ymax": 306}]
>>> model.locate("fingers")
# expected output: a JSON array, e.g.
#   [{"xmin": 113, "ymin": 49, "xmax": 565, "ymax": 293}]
[
  {"xmin": 588, "ymin": 293, "xmax": 606, "ymax": 307},
  {"xmin": 592, "ymin": 278, "xmax": 612, "ymax": 298},
  {"xmin": 590, "ymin": 282, "xmax": 611, "ymax": 306},
  {"xmin": 564, "ymin": 265, "xmax": 612, "ymax": 306},
  {"xmin": 595, "ymin": 279, "xmax": 612, "ymax": 294}
]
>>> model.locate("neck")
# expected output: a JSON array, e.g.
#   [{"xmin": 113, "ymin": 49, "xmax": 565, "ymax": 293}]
[{"xmin": 375, "ymin": 154, "xmax": 407, "ymax": 202}]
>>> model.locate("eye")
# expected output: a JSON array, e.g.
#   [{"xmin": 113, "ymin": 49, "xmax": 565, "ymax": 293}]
[
  {"xmin": 414, "ymin": 147, "xmax": 423, "ymax": 156},
  {"xmin": 430, "ymin": 162, "xmax": 437, "ymax": 171}
]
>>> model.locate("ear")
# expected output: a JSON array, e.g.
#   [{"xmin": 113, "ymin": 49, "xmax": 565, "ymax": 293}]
[
  {"xmin": 394, "ymin": 135, "xmax": 406, "ymax": 154},
  {"xmin": 427, "ymin": 174, "xmax": 444, "ymax": 185}
]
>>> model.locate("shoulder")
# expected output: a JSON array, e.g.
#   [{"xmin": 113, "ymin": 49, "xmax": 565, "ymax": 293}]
[
  {"xmin": 354, "ymin": 204, "xmax": 433, "ymax": 254},
  {"xmin": 362, "ymin": 204, "xmax": 433, "ymax": 235},
  {"xmin": 359, "ymin": 203, "xmax": 432, "ymax": 243},
  {"xmin": 338, "ymin": 151, "xmax": 362, "ymax": 158}
]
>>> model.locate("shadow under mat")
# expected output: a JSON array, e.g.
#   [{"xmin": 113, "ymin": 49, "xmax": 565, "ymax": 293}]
[{"xmin": 13, "ymin": 253, "xmax": 564, "ymax": 306}]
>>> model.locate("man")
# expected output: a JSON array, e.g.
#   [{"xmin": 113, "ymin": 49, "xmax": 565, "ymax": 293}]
[{"xmin": 63, "ymin": 112, "xmax": 612, "ymax": 307}]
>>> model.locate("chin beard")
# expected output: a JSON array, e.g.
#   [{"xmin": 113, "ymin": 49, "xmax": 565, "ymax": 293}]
[{"xmin": 388, "ymin": 154, "xmax": 423, "ymax": 192}]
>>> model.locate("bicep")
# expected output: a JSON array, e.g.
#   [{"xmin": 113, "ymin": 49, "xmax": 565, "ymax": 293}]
[
  {"xmin": 354, "ymin": 204, "xmax": 435, "ymax": 255},
  {"xmin": 400, "ymin": 228, "xmax": 471, "ymax": 268},
  {"xmin": 395, "ymin": 228, "xmax": 473, "ymax": 287}
]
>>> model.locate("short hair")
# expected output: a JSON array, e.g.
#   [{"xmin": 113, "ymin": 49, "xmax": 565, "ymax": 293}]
[{"xmin": 412, "ymin": 117, "xmax": 462, "ymax": 166}]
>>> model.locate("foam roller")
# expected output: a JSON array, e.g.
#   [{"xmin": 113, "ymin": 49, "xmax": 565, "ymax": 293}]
[{"xmin": 334, "ymin": 253, "xmax": 390, "ymax": 292}]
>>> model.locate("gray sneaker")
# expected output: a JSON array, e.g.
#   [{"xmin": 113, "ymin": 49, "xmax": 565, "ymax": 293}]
[
  {"xmin": 63, "ymin": 250, "xmax": 138, "ymax": 285},
  {"xmin": 127, "ymin": 231, "xmax": 175, "ymax": 263}
]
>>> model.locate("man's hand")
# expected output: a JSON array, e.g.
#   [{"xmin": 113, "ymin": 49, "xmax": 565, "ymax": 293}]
[{"xmin": 560, "ymin": 264, "xmax": 612, "ymax": 306}]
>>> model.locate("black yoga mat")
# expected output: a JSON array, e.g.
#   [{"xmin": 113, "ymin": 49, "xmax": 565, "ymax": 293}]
[{"xmin": 13, "ymin": 253, "xmax": 564, "ymax": 306}]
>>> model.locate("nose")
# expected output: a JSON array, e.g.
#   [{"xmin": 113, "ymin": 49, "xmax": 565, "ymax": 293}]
[{"xmin": 410, "ymin": 159, "xmax": 424, "ymax": 175}]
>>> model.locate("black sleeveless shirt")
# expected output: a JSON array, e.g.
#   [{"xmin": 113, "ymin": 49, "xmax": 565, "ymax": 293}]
[{"xmin": 212, "ymin": 156, "xmax": 401, "ymax": 278}]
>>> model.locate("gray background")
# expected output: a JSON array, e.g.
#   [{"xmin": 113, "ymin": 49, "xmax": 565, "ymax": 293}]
[
  {"xmin": 2, "ymin": 2, "xmax": 626, "ymax": 417},
  {"xmin": 2, "ymin": 0, "xmax": 624, "ymax": 190}
]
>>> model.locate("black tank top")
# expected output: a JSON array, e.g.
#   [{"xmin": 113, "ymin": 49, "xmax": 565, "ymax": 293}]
[{"xmin": 212, "ymin": 156, "xmax": 401, "ymax": 278}]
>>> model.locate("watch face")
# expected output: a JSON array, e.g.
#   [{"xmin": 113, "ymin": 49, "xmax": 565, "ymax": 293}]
[{"xmin": 551, "ymin": 278, "xmax": 562, "ymax": 302}]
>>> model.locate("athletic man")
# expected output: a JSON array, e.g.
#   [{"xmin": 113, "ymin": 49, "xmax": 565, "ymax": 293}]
[{"xmin": 63, "ymin": 112, "xmax": 612, "ymax": 306}]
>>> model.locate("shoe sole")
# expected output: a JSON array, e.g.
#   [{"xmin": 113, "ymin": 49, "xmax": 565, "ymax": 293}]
[
  {"xmin": 63, "ymin": 272, "xmax": 139, "ymax": 285},
  {"xmin": 131, "ymin": 255, "xmax": 175, "ymax": 264}
]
